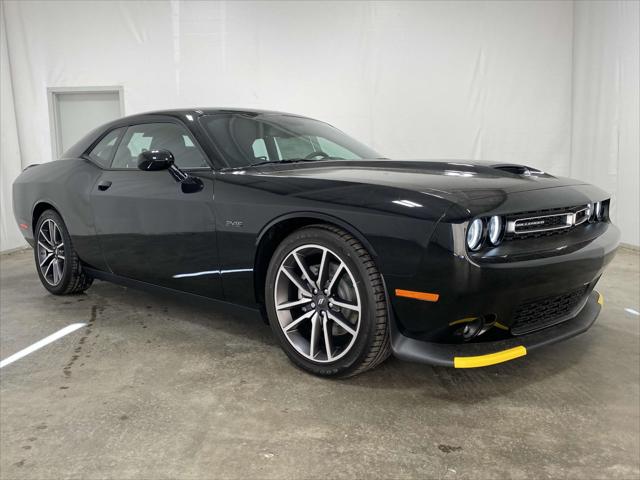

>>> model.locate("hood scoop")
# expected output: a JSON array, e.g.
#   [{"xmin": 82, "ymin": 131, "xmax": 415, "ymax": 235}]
[{"xmin": 491, "ymin": 164, "xmax": 546, "ymax": 176}]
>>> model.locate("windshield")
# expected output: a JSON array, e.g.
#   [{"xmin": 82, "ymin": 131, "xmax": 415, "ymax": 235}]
[{"xmin": 200, "ymin": 113, "xmax": 381, "ymax": 168}]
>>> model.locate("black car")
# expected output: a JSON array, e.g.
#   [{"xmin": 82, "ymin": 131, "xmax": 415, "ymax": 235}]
[{"xmin": 13, "ymin": 109, "xmax": 620, "ymax": 377}]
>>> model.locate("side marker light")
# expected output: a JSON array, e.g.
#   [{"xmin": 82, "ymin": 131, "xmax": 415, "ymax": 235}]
[{"xmin": 395, "ymin": 289, "xmax": 440, "ymax": 302}]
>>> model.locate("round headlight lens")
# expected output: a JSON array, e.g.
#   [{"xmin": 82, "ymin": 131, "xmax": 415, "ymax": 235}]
[
  {"xmin": 488, "ymin": 216, "xmax": 503, "ymax": 245},
  {"xmin": 594, "ymin": 201, "xmax": 603, "ymax": 221},
  {"xmin": 466, "ymin": 218, "xmax": 484, "ymax": 251}
]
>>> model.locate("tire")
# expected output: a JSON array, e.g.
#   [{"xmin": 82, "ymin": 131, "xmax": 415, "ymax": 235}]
[
  {"xmin": 34, "ymin": 209, "xmax": 93, "ymax": 295},
  {"xmin": 265, "ymin": 225, "xmax": 390, "ymax": 377}
]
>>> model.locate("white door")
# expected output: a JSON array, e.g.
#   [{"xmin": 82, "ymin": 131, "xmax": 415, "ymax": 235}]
[{"xmin": 49, "ymin": 88, "xmax": 123, "ymax": 158}]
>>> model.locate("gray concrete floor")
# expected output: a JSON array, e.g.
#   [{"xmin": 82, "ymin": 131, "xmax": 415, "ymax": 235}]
[{"xmin": 0, "ymin": 248, "xmax": 638, "ymax": 480}]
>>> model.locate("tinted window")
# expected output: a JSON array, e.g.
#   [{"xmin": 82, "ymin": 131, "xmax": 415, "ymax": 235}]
[
  {"xmin": 200, "ymin": 114, "xmax": 380, "ymax": 168},
  {"xmin": 88, "ymin": 127, "xmax": 125, "ymax": 167},
  {"xmin": 112, "ymin": 123, "xmax": 208, "ymax": 169}
]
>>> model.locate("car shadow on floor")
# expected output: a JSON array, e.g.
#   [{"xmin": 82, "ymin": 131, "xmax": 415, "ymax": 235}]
[
  {"xmin": 80, "ymin": 278, "xmax": 597, "ymax": 403},
  {"xmin": 350, "ymin": 335, "xmax": 596, "ymax": 402}
]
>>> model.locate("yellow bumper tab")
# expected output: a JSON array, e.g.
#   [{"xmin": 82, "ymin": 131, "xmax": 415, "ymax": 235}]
[
  {"xmin": 454, "ymin": 346, "xmax": 527, "ymax": 368},
  {"xmin": 449, "ymin": 317, "xmax": 478, "ymax": 326},
  {"xmin": 597, "ymin": 292, "xmax": 604, "ymax": 306}
]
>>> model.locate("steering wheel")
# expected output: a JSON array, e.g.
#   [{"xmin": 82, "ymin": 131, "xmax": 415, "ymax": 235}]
[{"xmin": 305, "ymin": 151, "xmax": 330, "ymax": 160}]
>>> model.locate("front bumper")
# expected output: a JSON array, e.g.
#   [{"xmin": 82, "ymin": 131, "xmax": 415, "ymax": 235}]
[
  {"xmin": 385, "ymin": 221, "xmax": 619, "ymax": 342},
  {"xmin": 391, "ymin": 290, "xmax": 603, "ymax": 367}
]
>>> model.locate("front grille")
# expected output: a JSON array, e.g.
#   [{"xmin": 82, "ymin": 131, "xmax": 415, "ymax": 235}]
[
  {"xmin": 511, "ymin": 285, "xmax": 589, "ymax": 335},
  {"xmin": 513, "ymin": 213, "xmax": 569, "ymax": 233},
  {"xmin": 506, "ymin": 227, "xmax": 571, "ymax": 240},
  {"xmin": 504, "ymin": 205, "xmax": 586, "ymax": 241}
]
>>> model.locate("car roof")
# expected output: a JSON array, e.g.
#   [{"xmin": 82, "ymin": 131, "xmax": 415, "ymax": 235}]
[{"xmin": 131, "ymin": 107, "xmax": 312, "ymax": 119}]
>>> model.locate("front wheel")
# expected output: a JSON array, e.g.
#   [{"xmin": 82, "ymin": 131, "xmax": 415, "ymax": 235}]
[
  {"xmin": 265, "ymin": 225, "xmax": 390, "ymax": 377},
  {"xmin": 34, "ymin": 210, "xmax": 93, "ymax": 295}
]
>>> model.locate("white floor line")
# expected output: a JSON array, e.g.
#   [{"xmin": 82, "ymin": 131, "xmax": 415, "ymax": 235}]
[
  {"xmin": 625, "ymin": 308, "xmax": 640, "ymax": 316},
  {"xmin": 0, "ymin": 323, "xmax": 86, "ymax": 369}
]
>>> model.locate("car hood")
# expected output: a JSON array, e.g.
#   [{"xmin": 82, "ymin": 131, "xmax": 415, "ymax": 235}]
[
  {"xmin": 257, "ymin": 159, "xmax": 585, "ymax": 202},
  {"xmin": 245, "ymin": 159, "xmax": 609, "ymax": 221}
]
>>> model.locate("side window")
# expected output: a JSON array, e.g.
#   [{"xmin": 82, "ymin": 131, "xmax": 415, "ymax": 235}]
[
  {"xmin": 112, "ymin": 123, "xmax": 208, "ymax": 169},
  {"xmin": 251, "ymin": 138, "xmax": 269, "ymax": 161},
  {"xmin": 317, "ymin": 137, "xmax": 359, "ymax": 160},
  {"xmin": 87, "ymin": 127, "xmax": 125, "ymax": 168},
  {"xmin": 274, "ymin": 135, "xmax": 316, "ymax": 160}
]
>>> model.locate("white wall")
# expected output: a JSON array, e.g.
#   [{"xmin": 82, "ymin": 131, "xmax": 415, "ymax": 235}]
[
  {"xmin": 1, "ymin": 2, "xmax": 25, "ymax": 251},
  {"xmin": 1, "ymin": 0, "xmax": 637, "ymax": 251},
  {"xmin": 571, "ymin": 0, "xmax": 640, "ymax": 247}
]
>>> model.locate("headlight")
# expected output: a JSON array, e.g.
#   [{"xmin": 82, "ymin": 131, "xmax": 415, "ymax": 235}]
[
  {"xmin": 594, "ymin": 201, "xmax": 603, "ymax": 220},
  {"xmin": 487, "ymin": 216, "xmax": 503, "ymax": 245},
  {"xmin": 466, "ymin": 218, "xmax": 484, "ymax": 251}
]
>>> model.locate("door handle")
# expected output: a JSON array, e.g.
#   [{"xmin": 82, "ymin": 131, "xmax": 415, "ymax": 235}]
[{"xmin": 98, "ymin": 180, "xmax": 112, "ymax": 191}]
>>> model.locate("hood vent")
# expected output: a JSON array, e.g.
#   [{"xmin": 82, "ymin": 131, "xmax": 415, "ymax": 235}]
[{"xmin": 492, "ymin": 164, "xmax": 544, "ymax": 176}]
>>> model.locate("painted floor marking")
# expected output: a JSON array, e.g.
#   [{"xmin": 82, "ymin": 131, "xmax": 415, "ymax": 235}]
[{"xmin": 0, "ymin": 323, "xmax": 86, "ymax": 369}]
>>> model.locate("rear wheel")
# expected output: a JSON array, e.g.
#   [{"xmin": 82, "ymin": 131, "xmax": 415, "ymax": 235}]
[
  {"xmin": 265, "ymin": 225, "xmax": 390, "ymax": 377},
  {"xmin": 34, "ymin": 210, "xmax": 93, "ymax": 295}
]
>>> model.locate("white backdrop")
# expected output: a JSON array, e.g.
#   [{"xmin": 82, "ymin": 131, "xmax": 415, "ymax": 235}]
[
  {"xmin": 1, "ymin": 0, "xmax": 638, "ymax": 251},
  {"xmin": 571, "ymin": 0, "xmax": 639, "ymax": 249}
]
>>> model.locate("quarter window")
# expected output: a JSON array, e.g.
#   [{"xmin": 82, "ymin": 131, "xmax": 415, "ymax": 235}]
[
  {"xmin": 87, "ymin": 127, "xmax": 125, "ymax": 168},
  {"xmin": 112, "ymin": 123, "xmax": 208, "ymax": 169}
]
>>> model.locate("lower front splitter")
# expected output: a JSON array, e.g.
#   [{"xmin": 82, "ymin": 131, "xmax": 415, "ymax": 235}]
[{"xmin": 390, "ymin": 290, "xmax": 603, "ymax": 368}]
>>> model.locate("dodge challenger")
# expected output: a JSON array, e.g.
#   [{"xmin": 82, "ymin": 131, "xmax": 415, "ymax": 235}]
[{"xmin": 13, "ymin": 109, "xmax": 620, "ymax": 377}]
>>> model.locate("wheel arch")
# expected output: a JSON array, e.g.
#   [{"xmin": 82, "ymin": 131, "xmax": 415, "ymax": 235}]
[
  {"xmin": 253, "ymin": 212, "xmax": 379, "ymax": 311},
  {"xmin": 32, "ymin": 200, "xmax": 64, "ymax": 234}
]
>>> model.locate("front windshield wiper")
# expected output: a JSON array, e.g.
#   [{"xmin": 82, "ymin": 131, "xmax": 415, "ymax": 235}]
[{"xmin": 247, "ymin": 158, "xmax": 332, "ymax": 168}]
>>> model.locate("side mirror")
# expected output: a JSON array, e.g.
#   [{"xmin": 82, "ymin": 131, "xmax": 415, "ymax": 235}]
[
  {"xmin": 137, "ymin": 149, "xmax": 174, "ymax": 171},
  {"xmin": 137, "ymin": 148, "xmax": 204, "ymax": 194}
]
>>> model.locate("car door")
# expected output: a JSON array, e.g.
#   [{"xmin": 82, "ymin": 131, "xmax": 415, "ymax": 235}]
[{"xmin": 90, "ymin": 120, "xmax": 222, "ymax": 299}]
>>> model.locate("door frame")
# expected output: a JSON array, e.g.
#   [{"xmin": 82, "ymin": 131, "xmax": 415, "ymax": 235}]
[{"xmin": 47, "ymin": 85, "xmax": 125, "ymax": 159}]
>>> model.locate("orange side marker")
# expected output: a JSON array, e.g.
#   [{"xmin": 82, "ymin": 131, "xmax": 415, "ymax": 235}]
[{"xmin": 395, "ymin": 289, "xmax": 440, "ymax": 302}]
